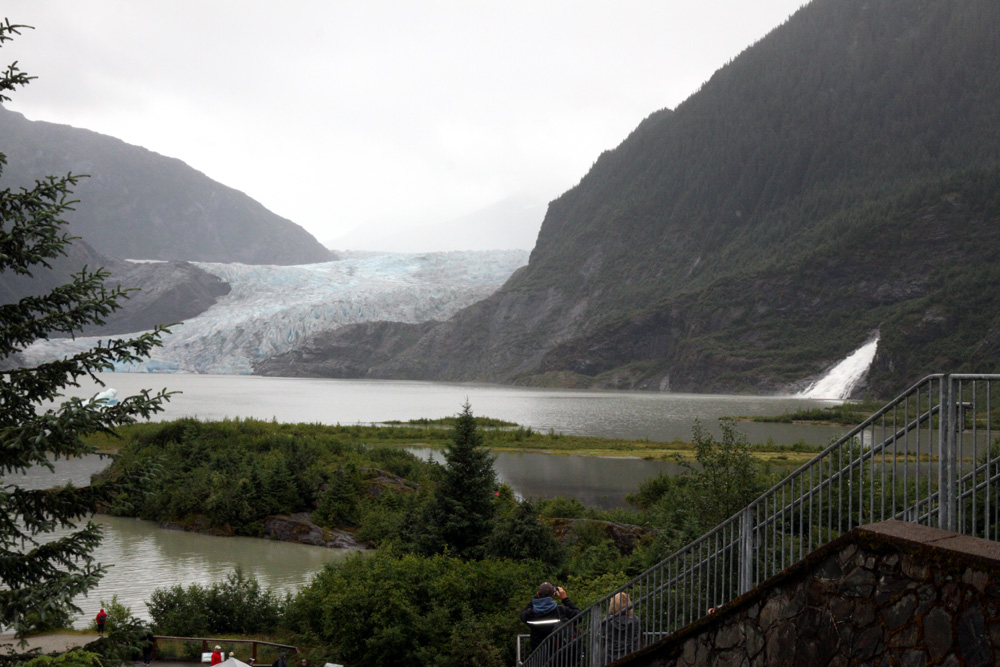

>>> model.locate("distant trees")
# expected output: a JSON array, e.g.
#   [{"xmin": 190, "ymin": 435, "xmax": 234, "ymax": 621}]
[{"xmin": 0, "ymin": 20, "xmax": 171, "ymax": 639}]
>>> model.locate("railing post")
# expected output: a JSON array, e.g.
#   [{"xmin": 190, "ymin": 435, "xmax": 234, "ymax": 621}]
[
  {"xmin": 938, "ymin": 375, "xmax": 958, "ymax": 532},
  {"xmin": 739, "ymin": 506, "xmax": 754, "ymax": 594},
  {"xmin": 589, "ymin": 609, "xmax": 602, "ymax": 667}
]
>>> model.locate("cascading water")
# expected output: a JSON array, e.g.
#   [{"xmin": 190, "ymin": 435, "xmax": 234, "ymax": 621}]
[{"xmin": 798, "ymin": 336, "xmax": 879, "ymax": 400}]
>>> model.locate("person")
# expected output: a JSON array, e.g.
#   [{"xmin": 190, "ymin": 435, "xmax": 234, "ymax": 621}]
[
  {"xmin": 210, "ymin": 645, "xmax": 223, "ymax": 665},
  {"xmin": 272, "ymin": 652, "xmax": 287, "ymax": 667},
  {"xmin": 602, "ymin": 592, "xmax": 642, "ymax": 662},
  {"xmin": 520, "ymin": 582, "xmax": 582, "ymax": 660},
  {"xmin": 141, "ymin": 627, "xmax": 155, "ymax": 667},
  {"xmin": 95, "ymin": 608, "xmax": 108, "ymax": 636},
  {"xmin": 299, "ymin": 659, "xmax": 308, "ymax": 667}
]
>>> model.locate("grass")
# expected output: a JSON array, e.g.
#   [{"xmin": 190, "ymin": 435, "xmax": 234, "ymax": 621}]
[
  {"xmin": 746, "ymin": 399, "xmax": 885, "ymax": 426},
  {"xmin": 87, "ymin": 415, "xmax": 826, "ymax": 467}
]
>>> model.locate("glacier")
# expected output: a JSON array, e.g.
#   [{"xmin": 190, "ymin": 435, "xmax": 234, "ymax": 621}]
[{"xmin": 22, "ymin": 250, "xmax": 528, "ymax": 375}]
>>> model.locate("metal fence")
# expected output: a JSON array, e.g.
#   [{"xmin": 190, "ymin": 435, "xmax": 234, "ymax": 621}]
[{"xmin": 520, "ymin": 374, "xmax": 1000, "ymax": 667}]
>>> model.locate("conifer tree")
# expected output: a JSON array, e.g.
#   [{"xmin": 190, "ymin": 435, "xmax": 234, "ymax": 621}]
[
  {"xmin": 0, "ymin": 20, "xmax": 171, "ymax": 638},
  {"xmin": 420, "ymin": 402, "xmax": 497, "ymax": 559}
]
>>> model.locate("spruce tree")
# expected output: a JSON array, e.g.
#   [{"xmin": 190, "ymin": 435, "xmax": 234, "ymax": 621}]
[
  {"xmin": 0, "ymin": 21, "xmax": 171, "ymax": 639},
  {"xmin": 421, "ymin": 402, "xmax": 497, "ymax": 559}
]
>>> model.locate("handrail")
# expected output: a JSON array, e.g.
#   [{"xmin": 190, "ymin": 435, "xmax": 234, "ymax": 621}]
[
  {"xmin": 152, "ymin": 636, "xmax": 300, "ymax": 663},
  {"xmin": 521, "ymin": 373, "xmax": 1000, "ymax": 667}
]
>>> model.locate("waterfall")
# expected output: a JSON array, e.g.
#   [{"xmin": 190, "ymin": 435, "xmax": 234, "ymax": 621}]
[{"xmin": 798, "ymin": 336, "xmax": 879, "ymax": 400}]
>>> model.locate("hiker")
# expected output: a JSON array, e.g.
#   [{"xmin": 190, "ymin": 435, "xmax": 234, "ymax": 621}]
[
  {"xmin": 95, "ymin": 608, "xmax": 108, "ymax": 636},
  {"xmin": 210, "ymin": 645, "xmax": 223, "ymax": 665},
  {"xmin": 520, "ymin": 582, "xmax": 582, "ymax": 661},
  {"xmin": 602, "ymin": 592, "xmax": 642, "ymax": 662},
  {"xmin": 272, "ymin": 652, "xmax": 287, "ymax": 667}
]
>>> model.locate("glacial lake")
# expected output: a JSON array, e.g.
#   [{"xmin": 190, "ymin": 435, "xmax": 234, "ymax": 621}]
[{"xmin": 24, "ymin": 373, "xmax": 847, "ymax": 626}]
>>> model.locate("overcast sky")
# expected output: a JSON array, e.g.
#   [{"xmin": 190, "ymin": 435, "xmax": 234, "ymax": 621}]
[{"xmin": 3, "ymin": 1, "xmax": 805, "ymax": 248}]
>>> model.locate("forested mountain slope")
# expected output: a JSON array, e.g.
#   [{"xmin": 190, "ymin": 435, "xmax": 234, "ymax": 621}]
[
  {"xmin": 323, "ymin": 0, "xmax": 1000, "ymax": 395},
  {"xmin": 0, "ymin": 106, "xmax": 332, "ymax": 265}
]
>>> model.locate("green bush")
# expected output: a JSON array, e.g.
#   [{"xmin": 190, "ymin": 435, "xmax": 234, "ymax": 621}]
[
  {"xmin": 286, "ymin": 550, "xmax": 544, "ymax": 667},
  {"xmin": 147, "ymin": 566, "xmax": 286, "ymax": 636},
  {"xmin": 537, "ymin": 496, "xmax": 586, "ymax": 519}
]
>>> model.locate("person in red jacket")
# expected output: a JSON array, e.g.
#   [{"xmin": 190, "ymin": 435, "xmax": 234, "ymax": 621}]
[
  {"xmin": 95, "ymin": 608, "xmax": 108, "ymax": 636},
  {"xmin": 210, "ymin": 646, "xmax": 223, "ymax": 665}
]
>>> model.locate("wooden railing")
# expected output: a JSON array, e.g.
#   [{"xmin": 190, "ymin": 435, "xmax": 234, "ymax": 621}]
[{"xmin": 153, "ymin": 636, "xmax": 299, "ymax": 663}]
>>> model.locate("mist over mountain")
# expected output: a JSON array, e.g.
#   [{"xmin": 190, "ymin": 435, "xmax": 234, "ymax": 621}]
[
  {"xmin": 0, "ymin": 106, "xmax": 332, "ymax": 265},
  {"xmin": 327, "ymin": 194, "xmax": 546, "ymax": 252},
  {"xmin": 279, "ymin": 0, "xmax": 1000, "ymax": 396}
]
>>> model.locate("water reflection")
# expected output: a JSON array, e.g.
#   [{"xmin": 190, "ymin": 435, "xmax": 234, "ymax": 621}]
[{"xmin": 409, "ymin": 448, "xmax": 685, "ymax": 508}]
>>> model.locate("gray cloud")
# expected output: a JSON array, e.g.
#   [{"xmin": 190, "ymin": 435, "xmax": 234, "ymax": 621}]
[{"xmin": 3, "ymin": 0, "xmax": 805, "ymax": 248}]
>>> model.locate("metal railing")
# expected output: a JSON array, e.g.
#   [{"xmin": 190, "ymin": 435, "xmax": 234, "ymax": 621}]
[{"xmin": 520, "ymin": 374, "xmax": 1000, "ymax": 667}]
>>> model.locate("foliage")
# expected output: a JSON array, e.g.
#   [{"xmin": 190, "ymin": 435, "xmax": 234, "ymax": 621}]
[
  {"xmin": 483, "ymin": 501, "xmax": 564, "ymax": 569},
  {"xmin": 0, "ymin": 21, "xmax": 171, "ymax": 640},
  {"xmin": 688, "ymin": 418, "xmax": 766, "ymax": 527},
  {"xmin": 104, "ymin": 418, "xmax": 437, "ymax": 538},
  {"xmin": 88, "ymin": 595, "xmax": 131, "ymax": 634},
  {"xmin": 87, "ymin": 595, "xmax": 150, "ymax": 667},
  {"xmin": 285, "ymin": 549, "xmax": 543, "ymax": 667},
  {"xmin": 147, "ymin": 565, "xmax": 286, "ymax": 637},
  {"xmin": 20, "ymin": 605, "xmax": 73, "ymax": 634},
  {"xmin": 417, "ymin": 402, "xmax": 497, "ymax": 559},
  {"xmin": 751, "ymin": 400, "xmax": 887, "ymax": 426},
  {"xmin": 562, "ymin": 572, "xmax": 635, "ymax": 608},
  {"xmin": 314, "ymin": 463, "xmax": 364, "ymax": 527},
  {"xmin": 537, "ymin": 496, "xmax": 587, "ymax": 519},
  {"xmin": 18, "ymin": 651, "xmax": 105, "ymax": 667}
]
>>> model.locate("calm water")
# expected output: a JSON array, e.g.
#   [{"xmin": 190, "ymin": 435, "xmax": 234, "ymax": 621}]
[
  {"xmin": 6, "ymin": 456, "xmax": 350, "ymax": 629},
  {"xmin": 27, "ymin": 373, "xmax": 847, "ymax": 627},
  {"xmin": 58, "ymin": 373, "xmax": 846, "ymax": 445}
]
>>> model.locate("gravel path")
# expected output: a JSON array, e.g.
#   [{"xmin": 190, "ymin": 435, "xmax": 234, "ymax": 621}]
[{"xmin": 0, "ymin": 633, "xmax": 95, "ymax": 654}]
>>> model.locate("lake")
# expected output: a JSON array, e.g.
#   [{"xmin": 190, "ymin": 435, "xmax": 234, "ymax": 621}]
[
  {"xmin": 25, "ymin": 373, "xmax": 847, "ymax": 627},
  {"xmin": 58, "ymin": 373, "xmax": 846, "ymax": 444}
]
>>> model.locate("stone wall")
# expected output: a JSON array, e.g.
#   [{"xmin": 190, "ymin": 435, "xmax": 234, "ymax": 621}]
[{"xmin": 624, "ymin": 520, "xmax": 1000, "ymax": 667}]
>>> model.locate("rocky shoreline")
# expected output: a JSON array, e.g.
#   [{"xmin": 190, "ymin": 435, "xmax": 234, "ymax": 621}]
[{"xmin": 157, "ymin": 512, "xmax": 368, "ymax": 551}]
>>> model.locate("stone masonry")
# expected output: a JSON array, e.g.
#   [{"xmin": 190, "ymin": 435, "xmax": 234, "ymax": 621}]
[{"xmin": 622, "ymin": 520, "xmax": 1000, "ymax": 667}]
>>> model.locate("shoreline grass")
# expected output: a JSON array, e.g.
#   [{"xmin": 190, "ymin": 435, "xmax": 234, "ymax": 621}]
[{"xmin": 88, "ymin": 415, "xmax": 826, "ymax": 467}]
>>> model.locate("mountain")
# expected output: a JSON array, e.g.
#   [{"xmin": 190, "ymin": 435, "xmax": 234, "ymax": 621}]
[
  {"xmin": 20, "ymin": 251, "xmax": 528, "ymax": 375},
  {"xmin": 0, "ymin": 106, "xmax": 332, "ymax": 265},
  {"xmin": 282, "ymin": 0, "xmax": 1000, "ymax": 396},
  {"xmin": 327, "ymin": 194, "xmax": 546, "ymax": 252},
  {"xmin": 0, "ymin": 239, "xmax": 231, "ymax": 370}
]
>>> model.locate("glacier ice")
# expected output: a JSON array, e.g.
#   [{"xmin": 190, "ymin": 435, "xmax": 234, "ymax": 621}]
[{"xmin": 23, "ymin": 250, "xmax": 528, "ymax": 375}]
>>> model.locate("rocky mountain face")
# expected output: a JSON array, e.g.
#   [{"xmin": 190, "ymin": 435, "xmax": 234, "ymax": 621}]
[
  {"xmin": 281, "ymin": 0, "xmax": 1000, "ymax": 396},
  {"xmin": 0, "ymin": 239, "xmax": 231, "ymax": 338},
  {"xmin": 0, "ymin": 106, "xmax": 332, "ymax": 265}
]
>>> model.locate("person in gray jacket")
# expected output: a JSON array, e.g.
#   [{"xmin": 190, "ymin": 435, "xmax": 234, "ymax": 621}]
[{"xmin": 602, "ymin": 592, "xmax": 643, "ymax": 662}]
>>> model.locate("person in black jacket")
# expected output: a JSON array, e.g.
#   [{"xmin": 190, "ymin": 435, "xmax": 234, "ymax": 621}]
[{"xmin": 521, "ymin": 582, "xmax": 582, "ymax": 661}]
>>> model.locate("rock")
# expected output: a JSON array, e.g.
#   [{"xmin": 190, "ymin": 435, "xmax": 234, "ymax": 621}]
[{"xmin": 263, "ymin": 514, "xmax": 366, "ymax": 550}]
